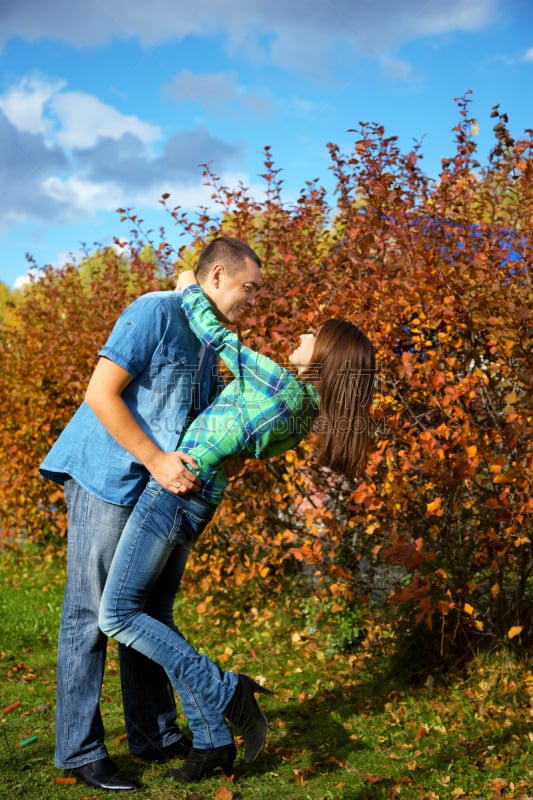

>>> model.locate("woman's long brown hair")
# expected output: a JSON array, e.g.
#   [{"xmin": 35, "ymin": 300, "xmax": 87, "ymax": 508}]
[{"xmin": 300, "ymin": 319, "xmax": 375, "ymax": 478}]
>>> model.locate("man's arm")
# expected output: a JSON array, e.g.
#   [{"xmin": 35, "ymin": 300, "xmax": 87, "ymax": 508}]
[{"xmin": 84, "ymin": 357, "xmax": 200, "ymax": 494}]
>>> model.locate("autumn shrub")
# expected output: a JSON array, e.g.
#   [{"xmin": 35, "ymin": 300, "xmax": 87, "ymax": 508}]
[
  {"xmin": 185, "ymin": 96, "xmax": 533, "ymax": 658},
  {"xmin": 1, "ymin": 94, "xmax": 531, "ymax": 660},
  {"xmin": 0, "ymin": 247, "xmax": 174, "ymax": 544},
  {"xmin": 328, "ymin": 97, "xmax": 532, "ymax": 657}
]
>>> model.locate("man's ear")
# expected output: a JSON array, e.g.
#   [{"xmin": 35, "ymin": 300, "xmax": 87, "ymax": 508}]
[{"xmin": 211, "ymin": 263, "xmax": 224, "ymax": 288}]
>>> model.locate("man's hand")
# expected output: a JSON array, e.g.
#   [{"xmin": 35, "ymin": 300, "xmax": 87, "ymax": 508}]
[
  {"xmin": 148, "ymin": 451, "xmax": 200, "ymax": 494},
  {"xmin": 176, "ymin": 269, "xmax": 197, "ymax": 292}
]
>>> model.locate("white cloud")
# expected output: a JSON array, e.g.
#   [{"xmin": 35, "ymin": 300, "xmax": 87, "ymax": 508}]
[
  {"xmin": 0, "ymin": 77, "xmax": 161, "ymax": 150},
  {"xmin": 0, "ymin": 76, "xmax": 64, "ymax": 138},
  {"xmin": 523, "ymin": 47, "xmax": 533, "ymax": 62},
  {"xmin": 42, "ymin": 175, "xmax": 125, "ymax": 212},
  {"xmin": 166, "ymin": 70, "xmax": 241, "ymax": 105},
  {"xmin": 165, "ymin": 70, "xmax": 273, "ymax": 117},
  {"xmin": 0, "ymin": 73, "xmax": 245, "ymax": 228},
  {"xmin": 43, "ymin": 169, "xmax": 268, "ymax": 223},
  {"xmin": 13, "ymin": 272, "xmax": 34, "ymax": 290},
  {"xmin": 379, "ymin": 57, "xmax": 418, "ymax": 83},
  {"xmin": 0, "ymin": 0, "xmax": 503, "ymax": 64},
  {"xmin": 51, "ymin": 92, "xmax": 161, "ymax": 149}
]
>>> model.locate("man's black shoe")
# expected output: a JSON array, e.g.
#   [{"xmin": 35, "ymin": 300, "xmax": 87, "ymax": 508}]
[
  {"xmin": 137, "ymin": 735, "xmax": 192, "ymax": 763},
  {"xmin": 67, "ymin": 756, "xmax": 142, "ymax": 791}
]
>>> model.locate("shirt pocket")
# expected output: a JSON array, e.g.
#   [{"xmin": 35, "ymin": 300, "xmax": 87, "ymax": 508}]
[{"xmin": 148, "ymin": 345, "xmax": 196, "ymax": 405}]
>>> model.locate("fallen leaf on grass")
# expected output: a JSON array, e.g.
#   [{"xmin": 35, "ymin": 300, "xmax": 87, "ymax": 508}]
[
  {"xmin": 414, "ymin": 724, "xmax": 426, "ymax": 741},
  {"xmin": 490, "ymin": 778, "xmax": 509, "ymax": 797},
  {"xmin": 293, "ymin": 767, "xmax": 315, "ymax": 784},
  {"xmin": 362, "ymin": 773, "xmax": 384, "ymax": 784}
]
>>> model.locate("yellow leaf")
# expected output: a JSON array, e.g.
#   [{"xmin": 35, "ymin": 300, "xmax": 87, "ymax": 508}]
[
  {"xmin": 493, "ymin": 473, "xmax": 510, "ymax": 483},
  {"xmin": 507, "ymin": 626, "xmax": 523, "ymax": 639},
  {"xmin": 464, "ymin": 603, "xmax": 474, "ymax": 615},
  {"xmin": 426, "ymin": 497, "xmax": 443, "ymax": 515},
  {"xmin": 466, "ymin": 445, "xmax": 477, "ymax": 458}
]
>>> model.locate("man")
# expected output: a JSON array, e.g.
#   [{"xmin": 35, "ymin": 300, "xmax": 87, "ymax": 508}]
[{"xmin": 40, "ymin": 236, "xmax": 262, "ymax": 791}]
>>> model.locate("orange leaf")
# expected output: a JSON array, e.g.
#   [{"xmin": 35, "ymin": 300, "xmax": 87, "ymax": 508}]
[
  {"xmin": 215, "ymin": 786, "xmax": 234, "ymax": 800},
  {"xmin": 414, "ymin": 725, "xmax": 426, "ymax": 742},
  {"xmin": 426, "ymin": 497, "xmax": 443, "ymax": 516},
  {"xmin": 363, "ymin": 773, "xmax": 384, "ymax": 783}
]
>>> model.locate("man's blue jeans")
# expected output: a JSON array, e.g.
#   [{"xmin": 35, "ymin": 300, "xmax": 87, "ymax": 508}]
[
  {"xmin": 56, "ymin": 479, "xmax": 184, "ymax": 768},
  {"xmin": 99, "ymin": 478, "xmax": 238, "ymax": 750}
]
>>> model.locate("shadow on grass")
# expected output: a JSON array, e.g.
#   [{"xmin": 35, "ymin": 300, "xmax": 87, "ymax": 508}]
[
  {"xmin": 246, "ymin": 668, "xmax": 533, "ymax": 799},
  {"xmin": 240, "ymin": 676, "xmax": 394, "ymax": 798}
]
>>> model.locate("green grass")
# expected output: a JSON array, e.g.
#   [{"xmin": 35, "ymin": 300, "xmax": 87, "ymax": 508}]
[{"xmin": 1, "ymin": 546, "xmax": 532, "ymax": 800}]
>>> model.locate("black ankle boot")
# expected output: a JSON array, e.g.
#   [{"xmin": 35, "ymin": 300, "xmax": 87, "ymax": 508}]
[
  {"xmin": 164, "ymin": 743, "xmax": 236, "ymax": 782},
  {"xmin": 224, "ymin": 674, "xmax": 273, "ymax": 762}
]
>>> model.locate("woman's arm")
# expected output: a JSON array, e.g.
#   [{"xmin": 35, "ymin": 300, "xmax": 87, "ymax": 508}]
[
  {"xmin": 176, "ymin": 269, "xmax": 198, "ymax": 292},
  {"xmin": 180, "ymin": 282, "xmax": 293, "ymax": 395}
]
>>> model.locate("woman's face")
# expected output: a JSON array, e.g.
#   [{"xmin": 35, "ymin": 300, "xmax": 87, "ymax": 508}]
[{"xmin": 288, "ymin": 332, "xmax": 316, "ymax": 373}]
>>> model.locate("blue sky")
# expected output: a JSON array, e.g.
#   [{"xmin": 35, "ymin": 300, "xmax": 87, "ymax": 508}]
[{"xmin": 0, "ymin": 0, "xmax": 531, "ymax": 288}]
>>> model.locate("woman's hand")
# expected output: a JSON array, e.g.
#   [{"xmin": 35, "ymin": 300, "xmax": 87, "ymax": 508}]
[{"xmin": 176, "ymin": 269, "xmax": 197, "ymax": 291}]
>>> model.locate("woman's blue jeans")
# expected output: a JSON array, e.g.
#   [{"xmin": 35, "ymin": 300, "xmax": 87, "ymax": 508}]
[
  {"xmin": 99, "ymin": 478, "xmax": 238, "ymax": 750},
  {"xmin": 56, "ymin": 479, "xmax": 184, "ymax": 768}
]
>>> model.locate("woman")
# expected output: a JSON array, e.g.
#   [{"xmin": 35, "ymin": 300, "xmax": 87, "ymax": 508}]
[{"xmin": 99, "ymin": 271, "xmax": 375, "ymax": 783}]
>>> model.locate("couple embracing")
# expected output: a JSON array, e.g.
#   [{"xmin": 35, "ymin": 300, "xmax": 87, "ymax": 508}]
[{"xmin": 40, "ymin": 236, "xmax": 375, "ymax": 791}]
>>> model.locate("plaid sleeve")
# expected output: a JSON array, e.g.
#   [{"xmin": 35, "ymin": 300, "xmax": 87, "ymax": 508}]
[{"xmin": 181, "ymin": 285, "xmax": 291, "ymax": 395}]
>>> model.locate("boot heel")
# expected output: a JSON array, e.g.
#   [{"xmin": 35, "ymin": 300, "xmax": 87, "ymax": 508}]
[
  {"xmin": 225, "ymin": 673, "xmax": 273, "ymax": 763},
  {"xmin": 249, "ymin": 678, "xmax": 274, "ymax": 697}
]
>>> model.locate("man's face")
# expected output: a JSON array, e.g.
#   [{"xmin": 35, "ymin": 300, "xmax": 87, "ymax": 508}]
[{"xmin": 212, "ymin": 257, "xmax": 262, "ymax": 324}]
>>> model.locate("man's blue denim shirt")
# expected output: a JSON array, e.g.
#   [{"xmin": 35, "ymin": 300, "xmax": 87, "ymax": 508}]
[{"xmin": 40, "ymin": 290, "xmax": 219, "ymax": 506}]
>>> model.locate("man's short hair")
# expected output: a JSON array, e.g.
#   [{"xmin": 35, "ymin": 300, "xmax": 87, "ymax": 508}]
[{"xmin": 196, "ymin": 236, "xmax": 261, "ymax": 279}]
